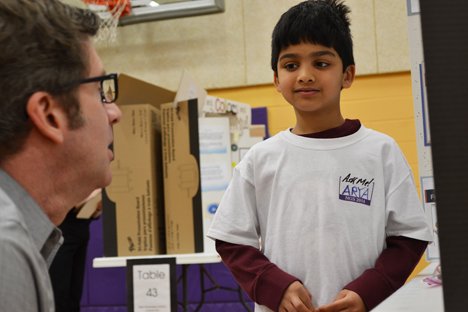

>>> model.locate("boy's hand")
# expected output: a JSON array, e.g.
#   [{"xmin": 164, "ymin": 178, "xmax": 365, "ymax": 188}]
[
  {"xmin": 315, "ymin": 290, "xmax": 367, "ymax": 312},
  {"xmin": 278, "ymin": 281, "xmax": 315, "ymax": 312}
]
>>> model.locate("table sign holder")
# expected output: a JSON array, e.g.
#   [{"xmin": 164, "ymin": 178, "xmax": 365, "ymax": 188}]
[{"xmin": 127, "ymin": 258, "xmax": 177, "ymax": 312}]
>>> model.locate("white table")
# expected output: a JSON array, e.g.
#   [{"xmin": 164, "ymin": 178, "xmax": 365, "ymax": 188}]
[
  {"xmin": 96, "ymin": 254, "xmax": 444, "ymax": 312},
  {"xmin": 93, "ymin": 252, "xmax": 221, "ymax": 268},
  {"xmin": 372, "ymin": 262, "xmax": 444, "ymax": 311},
  {"xmin": 93, "ymin": 252, "xmax": 252, "ymax": 312}
]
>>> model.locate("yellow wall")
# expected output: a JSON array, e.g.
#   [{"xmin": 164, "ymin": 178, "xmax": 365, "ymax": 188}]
[{"xmin": 207, "ymin": 71, "xmax": 429, "ymax": 281}]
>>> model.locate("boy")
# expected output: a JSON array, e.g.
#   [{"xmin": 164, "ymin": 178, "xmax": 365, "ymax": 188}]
[{"xmin": 207, "ymin": 1, "xmax": 433, "ymax": 312}]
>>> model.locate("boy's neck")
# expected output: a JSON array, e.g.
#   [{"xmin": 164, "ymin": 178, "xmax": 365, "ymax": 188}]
[{"xmin": 291, "ymin": 113, "xmax": 345, "ymax": 135}]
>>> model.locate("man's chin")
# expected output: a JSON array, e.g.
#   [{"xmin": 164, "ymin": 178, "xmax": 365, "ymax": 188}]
[
  {"xmin": 100, "ymin": 171, "xmax": 113, "ymax": 189},
  {"xmin": 105, "ymin": 174, "xmax": 113, "ymax": 188}
]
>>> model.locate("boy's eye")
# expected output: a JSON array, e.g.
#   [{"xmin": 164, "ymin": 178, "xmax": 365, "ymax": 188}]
[
  {"xmin": 316, "ymin": 62, "xmax": 329, "ymax": 68},
  {"xmin": 284, "ymin": 63, "xmax": 298, "ymax": 70}
]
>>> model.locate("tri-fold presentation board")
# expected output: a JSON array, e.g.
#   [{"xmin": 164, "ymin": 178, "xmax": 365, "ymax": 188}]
[{"xmin": 102, "ymin": 73, "xmax": 262, "ymax": 257}]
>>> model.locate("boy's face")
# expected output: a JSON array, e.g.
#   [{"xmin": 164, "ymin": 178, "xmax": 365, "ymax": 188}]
[{"xmin": 274, "ymin": 42, "xmax": 355, "ymax": 119}]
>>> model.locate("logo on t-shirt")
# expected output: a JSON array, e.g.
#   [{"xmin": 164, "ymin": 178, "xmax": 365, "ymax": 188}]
[{"xmin": 338, "ymin": 173, "xmax": 375, "ymax": 206}]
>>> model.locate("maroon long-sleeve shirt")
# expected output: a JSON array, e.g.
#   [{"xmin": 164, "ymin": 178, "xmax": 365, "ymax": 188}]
[{"xmin": 216, "ymin": 119, "xmax": 428, "ymax": 311}]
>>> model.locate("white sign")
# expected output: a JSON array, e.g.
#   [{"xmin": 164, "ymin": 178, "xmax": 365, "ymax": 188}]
[
  {"xmin": 133, "ymin": 264, "xmax": 170, "ymax": 312},
  {"xmin": 127, "ymin": 259, "xmax": 176, "ymax": 312}
]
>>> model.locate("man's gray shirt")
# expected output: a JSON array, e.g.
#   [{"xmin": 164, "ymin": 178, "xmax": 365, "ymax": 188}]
[{"xmin": 0, "ymin": 168, "xmax": 62, "ymax": 311}]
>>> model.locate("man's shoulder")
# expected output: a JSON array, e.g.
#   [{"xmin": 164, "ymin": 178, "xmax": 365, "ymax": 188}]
[
  {"xmin": 0, "ymin": 185, "xmax": 25, "ymax": 222},
  {"xmin": 0, "ymin": 206, "xmax": 31, "ymax": 247},
  {"xmin": 0, "ymin": 186, "xmax": 32, "ymax": 247},
  {"xmin": 0, "ymin": 201, "xmax": 48, "ymax": 312},
  {"xmin": 0, "ymin": 216, "xmax": 36, "ymax": 278}
]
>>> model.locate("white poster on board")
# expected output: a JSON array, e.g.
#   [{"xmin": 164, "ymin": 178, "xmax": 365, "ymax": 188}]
[{"xmin": 198, "ymin": 117, "xmax": 232, "ymax": 253}]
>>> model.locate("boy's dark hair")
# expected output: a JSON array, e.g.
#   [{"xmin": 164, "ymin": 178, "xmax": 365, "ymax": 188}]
[
  {"xmin": 271, "ymin": 0, "xmax": 354, "ymax": 74},
  {"xmin": 0, "ymin": 0, "xmax": 100, "ymax": 162}
]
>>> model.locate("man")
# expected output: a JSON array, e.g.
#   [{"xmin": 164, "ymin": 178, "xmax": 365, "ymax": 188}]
[{"xmin": 0, "ymin": 0, "xmax": 122, "ymax": 311}]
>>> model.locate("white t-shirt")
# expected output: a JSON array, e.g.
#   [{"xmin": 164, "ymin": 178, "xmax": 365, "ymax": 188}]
[{"xmin": 207, "ymin": 126, "xmax": 433, "ymax": 311}]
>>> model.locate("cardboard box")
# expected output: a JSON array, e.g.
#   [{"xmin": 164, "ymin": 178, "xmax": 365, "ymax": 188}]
[
  {"xmin": 161, "ymin": 71, "xmax": 233, "ymax": 255},
  {"xmin": 102, "ymin": 74, "xmax": 175, "ymax": 257},
  {"xmin": 103, "ymin": 104, "xmax": 164, "ymax": 257},
  {"xmin": 161, "ymin": 100, "xmax": 205, "ymax": 254}
]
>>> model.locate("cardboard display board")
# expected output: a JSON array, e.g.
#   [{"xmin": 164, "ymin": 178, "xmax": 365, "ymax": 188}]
[
  {"xmin": 161, "ymin": 100, "xmax": 204, "ymax": 254},
  {"xmin": 103, "ymin": 73, "xmax": 259, "ymax": 257},
  {"xmin": 104, "ymin": 104, "xmax": 165, "ymax": 257},
  {"xmin": 102, "ymin": 74, "xmax": 175, "ymax": 257}
]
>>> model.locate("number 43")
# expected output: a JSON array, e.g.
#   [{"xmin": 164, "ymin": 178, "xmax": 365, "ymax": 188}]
[{"xmin": 147, "ymin": 288, "xmax": 158, "ymax": 297}]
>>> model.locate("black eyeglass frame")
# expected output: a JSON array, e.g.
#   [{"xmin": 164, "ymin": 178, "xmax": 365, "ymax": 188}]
[{"xmin": 78, "ymin": 73, "xmax": 119, "ymax": 103}]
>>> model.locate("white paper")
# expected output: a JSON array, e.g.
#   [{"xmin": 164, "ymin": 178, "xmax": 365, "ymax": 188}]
[
  {"xmin": 173, "ymin": 69, "xmax": 207, "ymax": 117},
  {"xmin": 225, "ymin": 99, "xmax": 252, "ymax": 135},
  {"xmin": 410, "ymin": 0, "xmax": 420, "ymax": 14},
  {"xmin": 202, "ymin": 96, "xmax": 252, "ymax": 138},
  {"xmin": 421, "ymin": 176, "xmax": 440, "ymax": 260},
  {"xmin": 200, "ymin": 162, "xmax": 231, "ymax": 192},
  {"xmin": 133, "ymin": 264, "xmax": 171, "ymax": 312},
  {"xmin": 199, "ymin": 125, "xmax": 229, "ymax": 154},
  {"xmin": 203, "ymin": 95, "xmax": 227, "ymax": 114},
  {"xmin": 198, "ymin": 117, "xmax": 232, "ymax": 253},
  {"xmin": 202, "ymin": 191, "xmax": 224, "ymax": 253}
]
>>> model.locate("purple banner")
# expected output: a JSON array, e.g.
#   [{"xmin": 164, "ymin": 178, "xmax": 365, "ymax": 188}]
[{"xmin": 339, "ymin": 194, "xmax": 372, "ymax": 206}]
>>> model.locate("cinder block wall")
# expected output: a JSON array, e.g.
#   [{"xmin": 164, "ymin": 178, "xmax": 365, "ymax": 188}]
[
  {"xmin": 97, "ymin": 0, "xmax": 411, "ymax": 91},
  {"xmin": 208, "ymin": 71, "xmax": 428, "ymax": 280}
]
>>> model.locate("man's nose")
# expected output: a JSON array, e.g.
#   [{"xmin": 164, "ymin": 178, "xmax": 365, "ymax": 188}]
[{"xmin": 107, "ymin": 103, "xmax": 122, "ymax": 125}]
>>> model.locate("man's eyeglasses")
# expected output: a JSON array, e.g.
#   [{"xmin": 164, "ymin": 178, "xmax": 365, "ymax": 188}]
[{"xmin": 78, "ymin": 73, "xmax": 118, "ymax": 103}]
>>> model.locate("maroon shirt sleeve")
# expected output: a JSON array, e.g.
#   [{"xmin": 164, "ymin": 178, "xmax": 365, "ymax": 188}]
[
  {"xmin": 344, "ymin": 236, "xmax": 428, "ymax": 310},
  {"xmin": 215, "ymin": 240, "xmax": 299, "ymax": 311},
  {"xmin": 217, "ymin": 237, "xmax": 427, "ymax": 311}
]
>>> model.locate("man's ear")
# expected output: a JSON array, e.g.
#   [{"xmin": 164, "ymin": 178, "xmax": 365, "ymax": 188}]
[
  {"xmin": 342, "ymin": 65, "xmax": 356, "ymax": 89},
  {"xmin": 273, "ymin": 71, "xmax": 281, "ymax": 92},
  {"xmin": 26, "ymin": 92, "xmax": 67, "ymax": 144}
]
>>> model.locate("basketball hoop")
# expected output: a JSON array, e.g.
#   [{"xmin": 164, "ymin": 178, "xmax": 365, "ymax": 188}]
[{"xmin": 82, "ymin": 0, "xmax": 131, "ymax": 45}]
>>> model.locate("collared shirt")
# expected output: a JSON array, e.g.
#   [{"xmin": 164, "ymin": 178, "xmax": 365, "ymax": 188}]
[{"xmin": 0, "ymin": 168, "xmax": 62, "ymax": 312}]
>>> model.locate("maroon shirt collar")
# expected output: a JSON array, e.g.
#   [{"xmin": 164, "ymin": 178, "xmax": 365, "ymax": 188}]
[{"xmin": 299, "ymin": 119, "xmax": 361, "ymax": 139}]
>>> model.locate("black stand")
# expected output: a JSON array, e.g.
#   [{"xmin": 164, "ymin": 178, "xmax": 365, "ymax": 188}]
[{"xmin": 177, "ymin": 264, "xmax": 253, "ymax": 312}]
